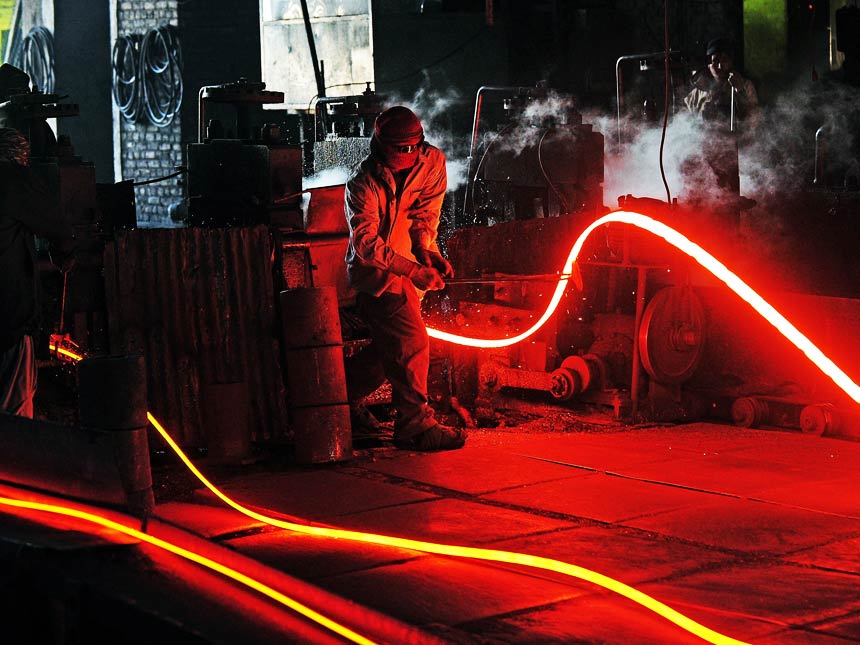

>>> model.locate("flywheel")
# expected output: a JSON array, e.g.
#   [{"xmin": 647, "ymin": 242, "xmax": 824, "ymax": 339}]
[{"xmin": 638, "ymin": 286, "xmax": 706, "ymax": 384}]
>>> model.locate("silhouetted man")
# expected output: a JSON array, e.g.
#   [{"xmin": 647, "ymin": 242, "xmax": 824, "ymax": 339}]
[{"xmin": 0, "ymin": 128, "xmax": 73, "ymax": 417}]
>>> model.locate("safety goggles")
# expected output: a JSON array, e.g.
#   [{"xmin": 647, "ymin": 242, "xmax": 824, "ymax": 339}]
[
  {"xmin": 392, "ymin": 143, "xmax": 420, "ymax": 153},
  {"xmin": 384, "ymin": 136, "xmax": 423, "ymax": 154}
]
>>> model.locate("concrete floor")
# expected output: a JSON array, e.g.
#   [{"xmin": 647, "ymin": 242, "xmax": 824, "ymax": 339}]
[{"xmin": 158, "ymin": 421, "xmax": 860, "ymax": 644}]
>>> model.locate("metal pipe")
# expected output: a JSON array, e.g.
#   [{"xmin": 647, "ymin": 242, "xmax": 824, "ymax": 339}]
[
  {"xmin": 78, "ymin": 354, "xmax": 154, "ymax": 516},
  {"xmin": 300, "ymin": 0, "xmax": 326, "ymax": 99},
  {"xmin": 630, "ymin": 267, "xmax": 647, "ymax": 417},
  {"xmin": 730, "ymin": 87, "xmax": 736, "ymax": 132},
  {"xmin": 197, "ymin": 85, "xmax": 207, "ymax": 142},
  {"xmin": 615, "ymin": 51, "xmax": 680, "ymax": 144},
  {"xmin": 445, "ymin": 273, "xmax": 574, "ymax": 285},
  {"xmin": 814, "ymin": 125, "xmax": 828, "ymax": 186},
  {"xmin": 464, "ymin": 86, "xmax": 538, "ymax": 221}
]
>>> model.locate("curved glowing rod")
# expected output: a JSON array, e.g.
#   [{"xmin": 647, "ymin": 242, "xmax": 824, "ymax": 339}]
[
  {"xmin": 0, "ymin": 494, "xmax": 378, "ymax": 645},
  {"xmin": 46, "ymin": 244, "xmax": 752, "ymax": 642},
  {"xmin": 50, "ymin": 343, "xmax": 84, "ymax": 362},
  {"xmin": 147, "ymin": 412, "xmax": 746, "ymax": 645},
  {"xmin": 428, "ymin": 211, "xmax": 860, "ymax": 404}
]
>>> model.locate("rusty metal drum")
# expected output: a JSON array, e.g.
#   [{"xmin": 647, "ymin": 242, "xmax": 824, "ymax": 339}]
[{"xmin": 280, "ymin": 287, "xmax": 352, "ymax": 463}]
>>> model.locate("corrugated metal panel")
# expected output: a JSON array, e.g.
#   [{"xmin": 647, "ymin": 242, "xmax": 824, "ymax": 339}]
[{"xmin": 104, "ymin": 226, "xmax": 289, "ymax": 447}]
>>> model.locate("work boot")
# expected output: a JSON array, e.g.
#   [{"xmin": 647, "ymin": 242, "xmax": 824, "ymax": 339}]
[{"xmin": 394, "ymin": 423, "xmax": 467, "ymax": 452}]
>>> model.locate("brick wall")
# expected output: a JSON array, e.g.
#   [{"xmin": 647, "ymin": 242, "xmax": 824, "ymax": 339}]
[
  {"xmin": 116, "ymin": 0, "xmax": 260, "ymax": 227},
  {"xmin": 117, "ymin": 0, "xmax": 182, "ymax": 226}
]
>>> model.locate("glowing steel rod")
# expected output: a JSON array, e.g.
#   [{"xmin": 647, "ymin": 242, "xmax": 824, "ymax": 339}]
[
  {"xmin": 49, "ymin": 343, "xmax": 84, "ymax": 362},
  {"xmin": 146, "ymin": 413, "xmax": 746, "ymax": 645},
  {"xmin": 428, "ymin": 211, "xmax": 860, "ymax": 405},
  {"xmin": 0, "ymin": 495, "xmax": 378, "ymax": 645}
]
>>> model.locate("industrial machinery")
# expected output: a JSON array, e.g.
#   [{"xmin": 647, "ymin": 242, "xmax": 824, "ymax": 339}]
[
  {"xmin": 441, "ymin": 61, "xmax": 860, "ymax": 441},
  {"xmin": 0, "ymin": 63, "xmax": 126, "ymax": 357},
  {"xmin": 309, "ymin": 84, "xmax": 385, "ymax": 173},
  {"xmin": 462, "ymin": 84, "xmax": 604, "ymax": 226},
  {"xmin": 186, "ymin": 78, "xmax": 303, "ymax": 226},
  {"xmin": 614, "ymin": 50, "xmax": 691, "ymax": 143},
  {"xmin": 441, "ymin": 188, "xmax": 860, "ymax": 436}
]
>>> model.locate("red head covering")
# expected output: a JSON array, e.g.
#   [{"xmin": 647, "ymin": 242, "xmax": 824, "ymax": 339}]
[{"xmin": 374, "ymin": 106, "xmax": 424, "ymax": 147}]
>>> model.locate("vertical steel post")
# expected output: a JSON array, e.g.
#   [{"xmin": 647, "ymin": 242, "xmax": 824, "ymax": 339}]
[
  {"xmin": 630, "ymin": 267, "xmax": 648, "ymax": 417},
  {"xmin": 300, "ymin": 0, "xmax": 326, "ymax": 99}
]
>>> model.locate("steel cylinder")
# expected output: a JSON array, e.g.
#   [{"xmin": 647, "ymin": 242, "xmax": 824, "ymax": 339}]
[
  {"xmin": 283, "ymin": 346, "xmax": 349, "ymax": 406},
  {"xmin": 77, "ymin": 354, "xmax": 153, "ymax": 516},
  {"xmin": 280, "ymin": 287, "xmax": 352, "ymax": 463},
  {"xmin": 291, "ymin": 404, "xmax": 352, "ymax": 463},
  {"xmin": 280, "ymin": 286, "xmax": 343, "ymax": 348}
]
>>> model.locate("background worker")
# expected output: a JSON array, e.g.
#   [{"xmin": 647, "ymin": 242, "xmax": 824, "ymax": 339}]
[
  {"xmin": 685, "ymin": 37, "xmax": 760, "ymax": 132},
  {"xmin": 0, "ymin": 127, "xmax": 74, "ymax": 418},
  {"xmin": 344, "ymin": 106, "xmax": 466, "ymax": 451}
]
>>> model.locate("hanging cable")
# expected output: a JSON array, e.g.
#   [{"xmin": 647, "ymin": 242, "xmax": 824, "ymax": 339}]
[
  {"xmin": 537, "ymin": 129, "xmax": 570, "ymax": 215},
  {"xmin": 14, "ymin": 26, "xmax": 55, "ymax": 94},
  {"xmin": 132, "ymin": 168, "xmax": 186, "ymax": 186},
  {"xmin": 658, "ymin": 0, "xmax": 672, "ymax": 204},
  {"xmin": 468, "ymin": 122, "xmax": 516, "ymax": 221}
]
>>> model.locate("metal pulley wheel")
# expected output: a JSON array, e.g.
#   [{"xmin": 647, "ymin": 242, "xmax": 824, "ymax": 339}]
[
  {"xmin": 638, "ymin": 286, "xmax": 706, "ymax": 384},
  {"xmin": 550, "ymin": 355, "xmax": 600, "ymax": 400}
]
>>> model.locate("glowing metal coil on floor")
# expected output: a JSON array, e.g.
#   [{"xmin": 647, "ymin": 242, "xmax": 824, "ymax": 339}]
[{"xmin": 45, "ymin": 354, "xmax": 748, "ymax": 641}]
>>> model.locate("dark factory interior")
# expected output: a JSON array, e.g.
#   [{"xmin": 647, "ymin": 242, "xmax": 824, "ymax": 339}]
[{"xmin": 1, "ymin": 0, "xmax": 860, "ymax": 643}]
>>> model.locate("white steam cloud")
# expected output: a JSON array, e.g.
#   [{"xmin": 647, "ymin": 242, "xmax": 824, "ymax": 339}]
[
  {"xmin": 588, "ymin": 111, "xmax": 720, "ymax": 206},
  {"xmin": 393, "ymin": 81, "xmax": 471, "ymax": 192},
  {"xmin": 303, "ymin": 166, "xmax": 351, "ymax": 188}
]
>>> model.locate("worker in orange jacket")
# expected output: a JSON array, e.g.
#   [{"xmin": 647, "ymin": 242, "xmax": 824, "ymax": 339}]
[{"xmin": 345, "ymin": 106, "xmax": 466, "ymax": 451}]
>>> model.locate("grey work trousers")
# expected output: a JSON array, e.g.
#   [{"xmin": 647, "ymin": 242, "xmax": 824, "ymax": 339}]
[
  {"xmin": 356, "ymin": 283, "xmax": 435, "ymax": 440},
  {"xmin": 0, "ymin": 335, "xmax": 36, "ymax": 418}
]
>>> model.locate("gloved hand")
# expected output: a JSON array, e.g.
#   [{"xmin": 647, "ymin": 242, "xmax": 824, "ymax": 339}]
[
  {"xmin": 413, "ymin": 247, "xmax": 454, "ymax": 278},
  {"xmin": 727, "ymin": 72, "xmax": 741, "ymax": 90},
  {"xmin": 410, "ymin": 266, "xmax": 446, "ymax": 291}
]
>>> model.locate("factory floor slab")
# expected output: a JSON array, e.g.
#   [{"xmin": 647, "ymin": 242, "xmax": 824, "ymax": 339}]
[{"xmin": 160, "ymin": 421, "xmax": 860, "ymax": 644}]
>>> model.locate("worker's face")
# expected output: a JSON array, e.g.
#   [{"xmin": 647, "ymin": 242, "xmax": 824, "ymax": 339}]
[
  {"xmin": 709, "ymin": 52, "xmax": 733, "ymax": 82},
  {"xmin": 379, "ymin": 141, "xmax": 420, "ymax": 172}
]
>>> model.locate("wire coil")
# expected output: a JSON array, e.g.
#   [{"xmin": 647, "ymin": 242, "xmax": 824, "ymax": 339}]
[
  {"xmin": 111, "ymin": 25, "xmax": 183, "ymax": 128},
  {"xmin": 12, "ymin": 26, "xmax": 55, "ymax": 94}
]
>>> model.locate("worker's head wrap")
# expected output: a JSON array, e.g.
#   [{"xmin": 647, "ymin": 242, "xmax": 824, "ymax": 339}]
[
  {"xmin": 0, "ymin": 64, "xmax": 31, "ymax": 102},
  {"xmin": 706, "ymin": 37, "xmax": 732, "ymax": 58},
  {"xmin": 0, "ymin": 128, "xmax": 30, "ymax": 166},
  {"xmin": 372, "ymin": 106, "xmax": 424, "ymax": 171}
]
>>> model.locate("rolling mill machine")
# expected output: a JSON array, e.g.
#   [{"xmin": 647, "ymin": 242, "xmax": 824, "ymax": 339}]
[{"xmin": 433, "ymin": 80, "xmax": 860, "ymax": 441}]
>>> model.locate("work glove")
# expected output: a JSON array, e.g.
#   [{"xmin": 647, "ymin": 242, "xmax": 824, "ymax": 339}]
[
  {"xmin": 410, "ymin": 266, "xmax": 446, "ymax": 291},
  {"xmin": 414, "ymin": 247, "xmax": 454, "ymax": 278}
]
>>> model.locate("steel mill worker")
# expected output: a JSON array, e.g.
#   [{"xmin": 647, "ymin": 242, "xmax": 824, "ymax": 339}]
[
  {"xmin": 344, "ymin": 106, "xmax": 466, "ymax": 451},
  {"xmin": 685, "ymin": 37, "xmax": 760, "ymax": 132},
  {"xmin": 0, "ymin": 128, "xmax": 73, "ymax": 418}
]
